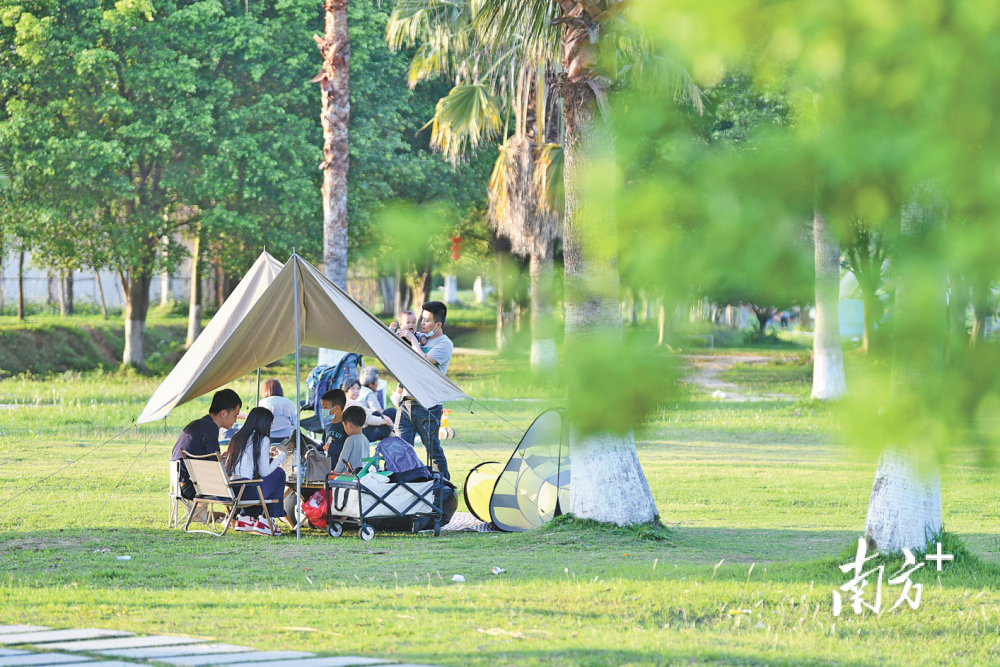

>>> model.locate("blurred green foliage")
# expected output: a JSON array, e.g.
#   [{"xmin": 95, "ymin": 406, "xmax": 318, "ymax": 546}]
[{"xmin": 611, "ymin": 0, "xmax": 1000, "ymax": 457}]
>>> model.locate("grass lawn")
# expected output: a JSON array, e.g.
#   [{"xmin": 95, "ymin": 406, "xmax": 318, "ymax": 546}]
[{"xmin": 2, "ymin": 352, "xmax": 1000, "ymax": 666}]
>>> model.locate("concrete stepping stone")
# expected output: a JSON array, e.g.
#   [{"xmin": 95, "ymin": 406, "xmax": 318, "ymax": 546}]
[
  {"xmin": 76, "ymin": 663, "xmax": 144, "ymax": 667},
  {"xmin": 0, "ymin": 630, "xmax": 49, "ymax": 637},
  {"xmin": 222, "ymin": 659, "xmax": 388, "ymax": 667},
  {"xmin": 98, "ymin": 646, "xmax": 253, "ymax": 660},
  {"xmin": 0, "ymin": 655, "xmax": 92, "ymax": 667},
  {"xmin": 0, "ymin": 654, "xmax": 29, "ymax": 659},
  {"xmin": 43, "ymin": 638, "xmax": 204, "ymax": 652},
  {"xmin": 0, "ymin": 631, "xmax": 132, "ymax": 646},
  {"xmin": 160, "ymin": 653, "xmax": 316, "ymax": 667}
]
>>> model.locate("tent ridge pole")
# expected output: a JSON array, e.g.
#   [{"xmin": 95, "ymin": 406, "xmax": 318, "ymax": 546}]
[{"xmin": 293, "ymin": 250, "xmax": 302, "ymax": 542}]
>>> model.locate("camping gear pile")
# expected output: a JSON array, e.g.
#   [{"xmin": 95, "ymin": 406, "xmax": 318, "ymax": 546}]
[{"xmin": 323, "ymin": 436, "xmax": 456, "ymax": 540}]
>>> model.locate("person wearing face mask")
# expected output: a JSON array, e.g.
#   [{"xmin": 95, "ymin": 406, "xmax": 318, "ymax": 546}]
[
  {"xmin": 319, "ymin": 389, "xmax": 348, "ymax": 462},
  {"xmin": 395, "ymin": 301, "xmax": 454, "ymax": 480}
]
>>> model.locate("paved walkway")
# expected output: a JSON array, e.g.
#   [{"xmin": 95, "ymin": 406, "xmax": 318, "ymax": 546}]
[
  {"xmin": 680, "ymin": 354, "xmax": 798, "ymax": 402},
  {"xmin": 0, "ymin": 627, "xmax": 441, "ymax": 667}
]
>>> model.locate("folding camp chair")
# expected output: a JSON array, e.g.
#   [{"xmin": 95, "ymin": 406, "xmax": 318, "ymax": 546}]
[{"xmin": 181, "ymin": 452, "xmax": 275, "ymax": 537}]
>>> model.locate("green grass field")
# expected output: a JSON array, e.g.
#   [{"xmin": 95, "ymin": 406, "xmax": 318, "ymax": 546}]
[{"xmin": 2, "ymin": 351, "xmax": 1000, "ymax": 666}]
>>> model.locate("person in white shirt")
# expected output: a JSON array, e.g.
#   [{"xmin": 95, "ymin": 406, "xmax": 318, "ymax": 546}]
[
  {"xmin": 342, "ymin": 376, "xmax": 393, "ymax": 441},
  {"xmin": 257, "ymin": 379, "xmax": 297, "ymax": 440},
  {"xmin": 224, "ymin": 407, "xmax": 293, "ymax": 535}
]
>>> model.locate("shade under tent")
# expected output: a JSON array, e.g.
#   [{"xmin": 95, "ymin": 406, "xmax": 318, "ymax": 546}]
[{"xmin": 139, "ymin": 250, "xmax": 468, "ymax": 539}]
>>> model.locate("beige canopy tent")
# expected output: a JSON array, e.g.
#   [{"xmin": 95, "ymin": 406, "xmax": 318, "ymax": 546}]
[{"xmin": 140, "ymin": 251, "xmax": 468, "ymax": 538}]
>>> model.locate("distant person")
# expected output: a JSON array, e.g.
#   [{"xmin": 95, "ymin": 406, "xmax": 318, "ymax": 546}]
[
  {"xmin": 258, "ymin": 379, "xmax": 296, "ymax": 441},
  {"xmin": 335, "ymin": 406, "xmax": 371, "ymax": 474},
  {"xmin": 342, "ymin": 376, "xmax": 393, "ymax": 441},
  {"xmin": 319, "ymin": 389, "xmax": 348, "ymax": 462},
  {"xmin": 359, "ymin": 366, "xmax": 395, "ymax": 439},
  {"xmin": 395, "ymin": 301, "xmax": 454, "ymax": 479},
  {"xmin": 225, "ymin": 407, "xmax": 293, "ymax": 536},
  {"xmin": 172, "ymin": 389, "xmax": 242, "ymax": 489}
]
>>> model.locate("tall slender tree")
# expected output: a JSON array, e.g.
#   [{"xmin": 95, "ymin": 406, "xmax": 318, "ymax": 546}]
[
  {"xmin": 811, "ymin": 211, "xmax": 847, "ymax": 400},
  {"xmin": 315, "ymin": 0, "xmax": 351, "ymax": 291},
  {"xmin": 472, "ymin": 0, "xmax": 701, "ymax": 524},
  {"xmin": 388, "ymin": 2, "xmax": 564, "ymax": 371}
]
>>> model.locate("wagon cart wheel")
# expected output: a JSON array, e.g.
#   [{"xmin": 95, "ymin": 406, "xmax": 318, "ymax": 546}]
[
  {"xmin": 359, "ymin": 525, "xmax": 376, "ymax": 541},
  {"xmin": 433, "ymin": 519, "xmax": 441, "ymax": 537},
  {"xmin": 328, "ymin": 522, "xmax": 343, "ymax": 538},
  {"xmin": 411, "ymin": 518, "xmax": 420, "ymax": 534}
]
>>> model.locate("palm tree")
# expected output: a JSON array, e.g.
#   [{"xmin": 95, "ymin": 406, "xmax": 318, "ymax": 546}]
[
  {"xmin": 388, "ymin": 1, "xmax": 563, "ymax": 371},
  {"xmin": 473, "ymin": 0, "xmax": 699, "ymax": 524}
]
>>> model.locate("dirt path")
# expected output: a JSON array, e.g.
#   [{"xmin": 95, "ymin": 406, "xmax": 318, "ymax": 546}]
[{"xmin": 680, "ymin": 354, "xmax": 799, "ymax": 402}]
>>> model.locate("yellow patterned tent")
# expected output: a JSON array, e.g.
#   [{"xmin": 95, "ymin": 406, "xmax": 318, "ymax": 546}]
[{"xmin": 488, "ymin": 409, "xmax": 570, "ymax": 532}]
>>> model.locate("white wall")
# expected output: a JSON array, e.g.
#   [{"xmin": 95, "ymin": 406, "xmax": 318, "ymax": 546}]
[{"xmin": 0, "ymin": 250, "xmax": 192, "ymax": 309}]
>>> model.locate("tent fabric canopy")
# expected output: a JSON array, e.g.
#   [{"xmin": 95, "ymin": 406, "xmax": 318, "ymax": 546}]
[{"xmin": 138, "ymin": 252, "xmax": 468, "ymax": 424}]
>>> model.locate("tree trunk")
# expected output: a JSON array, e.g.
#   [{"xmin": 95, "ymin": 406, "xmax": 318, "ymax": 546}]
[
  {"xmin": 316, "ymin": 0, "xmax": 349, "ymax": 370},
  {"xmin": 529, "ymin": 251, "xmax": 559, "ymax": 372},
  {"xmin": 562, "ymin": 78, "xmax": 657, "ymax": 526},
  {"xmin": 861, "ymin": 292, "xmax": 876, "ymax": 354},
  {"xmin": 59, "ymin": 272, "xmax": 67, "ymax": 317},
  {"xmin": 46, "ymin": 274, "xmax": 55, "ymax": 309},
  {"xmin": 811, "ymin": 211, "xmax": 848, "ymax": 400},
  {"xmin": 864, "ymin": 187, "xmax": 946, "ymax": 552},
  {"xmin": 186, "ymin": 235, "xmax": 201, "ymax": 347},
  {"xmin": 121, "ymin": 270, "xmax": 152, "ymax": 372},
  {"xmin": 318, "ymin": 0, "xmax": 350, "ymax": 290},
  {"xmin": 946, "ymin": 274, "xmax": 967, "ymax": 361},
  {"xmin": 160, "ymin": 270, "xmax": 170, "ymax": 307},
  {"xmin": 59, "ymin": 270, "xmax": 74, "ymax": 316},
  {"xmin": 970, "ymin": 278, "xmax": 991, "ymax": 345},
  {"xmin": 17, "ymin": 251, "xmax": 25, "ymax": 320},
  {"xmin": 95, "ymin": 272, "xmax": 108, "ymax": 320},
  {"xmin": 657, "ymin": 302, "xmax": 667, "ymax": 346}
]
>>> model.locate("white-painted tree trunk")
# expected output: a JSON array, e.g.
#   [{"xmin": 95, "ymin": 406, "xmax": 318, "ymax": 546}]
[
  {"xmin": 529, "ymin": 252, "xmax": 558, "ymax": 373},
  {"xmin": 864, "ymin": 187, "xmax": 947, "ymax": 552},
  {"xmin": 562, "ymin": 79, "xmax": 657, "ymax": 526},
  {"xmin": 123, "ymin": 318, "xmax": 145, "ymax": 370},
  {"xmin": 811, "ymin": 211, "xmax": 848, "ymax": 400},
  {"xmin": 865, "ymin": 449, "xmax": 941, "ymax": 550},
  {"xmin": 443, "ymin": 275, "xmax": 458, "ymax": 303},
  {"xmin": 569, "ymin": 428, "xmax": 658, "ymax": 525}
]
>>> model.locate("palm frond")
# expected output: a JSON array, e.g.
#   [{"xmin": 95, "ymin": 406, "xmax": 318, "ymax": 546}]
[
  {"xmin": 533, "ymin": 142, "xmax": 563, "ymax": 216},
  {"xmin": 490, "ymin": 135, "xmax": 560, "ymax": 257},
  {"xmin": 473, "ymin": 0, "xmax": 561, "ymax": 70},
  {"xmin": 429, "ymin": 83, "xmax": 503, "ymax": 163}
]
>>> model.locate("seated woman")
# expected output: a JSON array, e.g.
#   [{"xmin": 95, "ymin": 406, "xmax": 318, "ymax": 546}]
[
  {"xmin": 225, "ymin": 407, "xmax": 293, "ymax": 536},
  {"xmin": 342, "ymin": 377, "xmax": 393, "ymax": 441},
  {"xmin": 257, "ymin": 379, "xmax": 297, "ymax": 442}
]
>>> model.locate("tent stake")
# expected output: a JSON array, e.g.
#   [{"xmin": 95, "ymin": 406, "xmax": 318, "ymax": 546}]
[{"xmin": 293, "ymin": 251, "xmax": 302, "ymax": 542}]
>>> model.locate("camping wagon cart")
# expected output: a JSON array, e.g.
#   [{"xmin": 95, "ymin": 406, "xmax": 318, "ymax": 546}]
[{"xmin": 324, "ymin": 471, "xmax": 444, "ymax": 540}]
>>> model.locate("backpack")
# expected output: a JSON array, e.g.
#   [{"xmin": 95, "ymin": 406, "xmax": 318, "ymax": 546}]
[{"xmin": 377, "ymin": 436, "xmax": 429, "ymax": 475}]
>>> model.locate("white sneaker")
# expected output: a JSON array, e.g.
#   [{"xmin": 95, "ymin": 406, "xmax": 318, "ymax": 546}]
[
  {"xmin": 234, "ymin": 514, "xmax": 255, "ymax": 532},
  {"xmin": 253, "ymin": 519, "xmax": 280, "ymax": 536}
]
